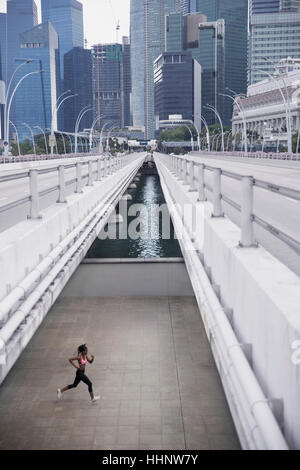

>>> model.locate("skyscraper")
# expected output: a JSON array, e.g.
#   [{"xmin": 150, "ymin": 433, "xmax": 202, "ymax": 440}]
[
  {"xmin": 154, "ymin": 50, "xmax": 201, "ymax": 128},
  {"xmin": 250, "ymin": 0, "xmax": 280, "ymax": 15},
  {"xmin": 249, "ymin": 0, "xmax": 300, "ymax": 83},
  {"xmin": 3, "ymin": 0, "xmax": 38, "ymax": 138},
  {"xmin": 41, "ymin": 0, "xmax": 84, "ymax": 80},
  {"xmin": 121, "ymin": 37, "xmax": 132, "ymax": 128},
  {"xmin": 63, "ymin": 47, "xmax": 93, "ymax": 133},
  {"xmin": 166, "ymin": 12, "xmax": 225, "ymax": 127},
  {"xmin": 130, "ymin": 0, "xmax": 181, "ymax": 139},
  {"xmin": 92, "ymin": 43, "xmax": 123, "ymax": 130},
  {"xmin": 14, "ymin": 22, "xmax": 60, "ymax": 141},
  {"xmin": 194, "ymin": 0, "xmax": 248, "ymax": 126}
]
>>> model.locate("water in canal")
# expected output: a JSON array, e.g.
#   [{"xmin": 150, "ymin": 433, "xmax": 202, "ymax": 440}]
[{"xmin": 86, "ymin": 171, "xmax": 182, "ymax": 259}]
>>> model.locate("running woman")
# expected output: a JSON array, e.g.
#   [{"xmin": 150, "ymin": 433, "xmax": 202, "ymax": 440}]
[{"xmin": 57, "ymin": 344, "xmax": 100, "ymax": 403}]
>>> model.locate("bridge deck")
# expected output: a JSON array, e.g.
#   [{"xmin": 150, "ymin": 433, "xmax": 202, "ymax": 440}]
[{"xmin": 0, "ymin": 296, "xmax": 240, "ymax": 450}]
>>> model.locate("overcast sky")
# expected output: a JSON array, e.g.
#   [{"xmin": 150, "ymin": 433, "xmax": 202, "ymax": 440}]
[{"xmin": 0, "ymin": 0, "xmax": 130, "ymax": 46}]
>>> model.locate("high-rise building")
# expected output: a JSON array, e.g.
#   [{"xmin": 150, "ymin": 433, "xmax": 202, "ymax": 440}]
[
  {"xmin": 63, "ymin": 47, "xmax": 93, "ymax": 133},
  {"xmin": 193, "ymin": 0, "xmax": 248, "ymax": 126},
  {"xmin": 121, "ymin": 37, "xmax": 132, "ymax": 128},
  {"xmin": 2, "ymin": 1, "xmax": 38, "ymax": 138},
  {"xmin": 41, "ymin": 0, "xmax": 84, "ymax": 80},
  {"xmin": 14, "ymin": 22, "xmax": 60, "ymax": 141},
  {"xmin": 166, "ymin": 12, "xmax": 226, "ymax": 126},
  {"xmin": 130, "ymin": 0, "xmax": 181, "ymax": 139},
  {"xmin": 154, "ymin": 50, "xmax": 201, "ymax": 129},
  {"xmin": 0, "ymin": 13, "xmax": 6, "ymax": 140},
  {"xmin": 250, "ymin": 1, "xmax": 280, "ymax": 15},
  {"xmin": 249, "ymin": 3, "xmax": 300, "ymax": 83},
  {"xmin": 92, "ymin": 43, "xmax": 123, "ymax": 130}
]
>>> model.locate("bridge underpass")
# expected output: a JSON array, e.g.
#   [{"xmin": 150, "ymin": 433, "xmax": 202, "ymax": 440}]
[{"xmin": 0, "ymin": 150, "xmax": 299, "ymax": 450}]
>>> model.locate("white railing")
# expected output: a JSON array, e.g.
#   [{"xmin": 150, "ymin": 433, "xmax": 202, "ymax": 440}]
[
  {"xmin": 0, "ymin": 154, "xmax": 134, "ymax": 221},
  {"xmin": 193, "ymin": 150, "xmax": 300, "ymax": 161},
  {"xmin": 168, "ymin": 154, "xmax": 300, "ymax": 256}
]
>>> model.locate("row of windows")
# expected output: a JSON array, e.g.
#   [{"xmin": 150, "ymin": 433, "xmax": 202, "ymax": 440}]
[{"xmin": 21, "ymin": 43, "xmax": 45, "ymax": 48}]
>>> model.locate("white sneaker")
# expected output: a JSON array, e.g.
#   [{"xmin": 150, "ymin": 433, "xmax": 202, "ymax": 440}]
[
  {"xmin": 91, "ymin": 395, "xmax": 100, "ymax": 403},
  {"xmin": 57, "ymin": 388, "xmax": 62, "ymax": 400}
]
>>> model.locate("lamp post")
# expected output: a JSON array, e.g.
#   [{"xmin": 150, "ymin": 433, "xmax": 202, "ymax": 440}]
[
  {"xmin": 9, "ymin": 121, "xmax": 21, "ymax": 156},
  {"xmin": 34, "ymin": 126, "xmax": 48, "ymax": 155},
  {"xmin": 204, "ymin": 104, "xmax": 224, "ymax": 152},
  {"xmin": 22, "ymin": 122, "xmax": 36, "ymax": 155},
  {"xmin": 4, "ymin": 69, "xmax": 44, "ymax": 156},
  {"xmin": 89, "ymin": 115, "xmax": 108, "ymax": 152},
  {"xmin": 100, "ymin": 121, "xmax": 115, "ymax": 152},
  {"xmin": 196, "ymin": 113, "xmax": 210, "ymax": 152},
  {"xmin": 250, "ymin": 66, "xmax": 292, "ymax": 153},
  {"xmin": 4, "ymin": 59, "xmax": 32, "ymax": 150},
  {"xmin": 75, "ymin": 105, "xmax": 94, "ymax": 153},
  {"xmin": 50, "ymin": 92, "xmax": 77, "ymax": 155},
  {"xmin": 220, "ymin": 92, "xmax": 248, "ymax": 152}
]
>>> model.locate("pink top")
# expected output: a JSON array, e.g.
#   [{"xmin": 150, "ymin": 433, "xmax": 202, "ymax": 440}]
[{"xmin": 80, "ymin": 355, "xmax": 87, "ymax": 365}]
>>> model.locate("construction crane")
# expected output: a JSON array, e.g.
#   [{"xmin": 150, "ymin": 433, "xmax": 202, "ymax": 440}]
[{"xmin": 108, "ymin": 0, "xmax": 121, "ymax": 43}]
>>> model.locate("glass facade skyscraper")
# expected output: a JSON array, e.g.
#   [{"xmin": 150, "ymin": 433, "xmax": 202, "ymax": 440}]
[
  {"xmin": 92, "ymin": 43, "xmax": 123, "ymax": 130},
  {"xmin": 130, "ymin": 0, "xmax": 181, "ymax": 139},
  {"xmin": 249, "ymin": 10, "xmax": 300, "ymax": 83},
  {"xmin": 63, "ymin": 47, "xmax": 93, "ymax": 133},
  {"xmin": 3, "ymin": 0, "xmax": 38, "ymax": 138},
  {"xmin": 154, "ymin": 50, "xmax": 201, "ymax": 129},
  {"xmin": 194, "ymin": 0, "xmax": 248, "ymax": 126},
  {"xmin": 250, "ymin": 1, "xmax": 280, "ymax": 14},
  {"xmin": 14, "ymin": 22, "xmax": 60, "ymax": 141},
  {"xmin": 41, "ymin": 0, "xmax": 84, "ymax": 80}
]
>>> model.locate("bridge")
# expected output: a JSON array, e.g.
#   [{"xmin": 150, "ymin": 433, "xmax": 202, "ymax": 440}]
[{"xmin": 0, "ymin": 150, "xmax": 299, "ymax": 450}]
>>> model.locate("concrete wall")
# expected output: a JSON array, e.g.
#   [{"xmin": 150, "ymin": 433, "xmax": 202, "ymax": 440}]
[
  {"xmin": 61, "ymin": 259, "xmax": 193, "ymax": 297},
  {"xmin": 155, "ymin": 153, "xmax": 300, "ymax": 449}
]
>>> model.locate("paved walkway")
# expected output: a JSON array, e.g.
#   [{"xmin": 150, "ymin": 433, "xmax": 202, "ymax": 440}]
[{"xmin": 0, "ymin": 296, "xmax": 240, "ymax": 450}]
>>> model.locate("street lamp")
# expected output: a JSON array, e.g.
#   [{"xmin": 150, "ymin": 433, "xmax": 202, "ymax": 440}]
[
  {"xmin": 75, "ymin": 105, "xmax": 94, "ymax": 153},
  {"xmin": 50, "ymin": 92, "xmax": 78, "ymax": 155},
  {"xmin": 3, "ymin": 59, "xmax": 32, "ymax": 148},
  {"xmin": 204, "ymin": 104, "xmax": 224, "ymax": 152},
  {"xmin": 22, "ymin": 122, "xmax": 36, "ymax": 155},
  {"xmin": 4, "ymin": 69, "xmax": 44, "ymax": 156},
  {"xmin": 9, "ymin": 121, "xmax": 21, "ymax": 156},
  {"xmin": 34, "ymin": 126, "xmax": 48, "ymax": 155},
  {"xmin": 220, "ymin": 92, "xmax": 248, "ymax": 152}
]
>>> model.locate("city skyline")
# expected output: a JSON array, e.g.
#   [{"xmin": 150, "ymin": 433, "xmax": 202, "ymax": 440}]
[{"xmin": 0, "ymin": 0, "xmax": 131, "ymax": 46}]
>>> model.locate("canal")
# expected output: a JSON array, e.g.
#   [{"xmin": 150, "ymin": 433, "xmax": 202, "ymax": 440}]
[{"xmin": 86, "ymin": 168, "xmax": 182, "ymax": 259}]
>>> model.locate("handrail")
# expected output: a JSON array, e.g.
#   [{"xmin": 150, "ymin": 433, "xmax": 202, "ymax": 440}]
[
  {"xmin": 0, "ymin": 153, "xmax": 137, "ymax": 224},
  {"xmin": 168, "ymin": 153, "xmax": 300, "ymax": 255}
]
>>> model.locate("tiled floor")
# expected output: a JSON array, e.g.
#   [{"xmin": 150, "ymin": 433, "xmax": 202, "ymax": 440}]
[{"xmin": 0, "ymin": 296, "xmax": 240, "ymax": 450}]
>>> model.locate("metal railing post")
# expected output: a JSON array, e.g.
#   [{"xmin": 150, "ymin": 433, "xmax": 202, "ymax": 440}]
[
  {"xmin": 197, "ymin": 164, "xmax": 206, "ymax": 202},
  {"xmin": 57, "ymin": 165, "xmax": 67, "ymax": 203},
  {"xmin": 183, "ymin": 159, "xmax": 189, "ymax": 185},
  {"xmin": 88, "ymin": 160, "xmax": 93, "ymax": 186},
  {"xmin": 76, "ymin": 162, "xmax": 83, "ymax": 193},
  {"xmin": 189, "ymin": 161, "xmax": 197, "ymax": 191},
  {"xmin": 97, "ymin": 158, "xmax": 102, "ymax": 181},
  {"xmin": 212, "ymin": 168, "xmax": 224, "ymax": 217},
  {"xmin": 28, "ymin": 169, "xmax": 42, "ymax": 219},
  {"xmin": 240, "ymin": 176, "xmax": 256, "ymax": 247}
]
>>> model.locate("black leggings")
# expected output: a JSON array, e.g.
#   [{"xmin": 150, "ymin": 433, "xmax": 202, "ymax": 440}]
[{"xmin": 68, "ymin": 369, "xmax": 93, "ymax": 393}]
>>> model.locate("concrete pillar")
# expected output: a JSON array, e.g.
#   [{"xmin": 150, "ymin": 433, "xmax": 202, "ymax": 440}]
[
  {"xmin": 212, "ymin": 168, "xmax": 223, "ymax": 217},
  {"xmin": 57, "ymin": 165, "xmax": 67, "ymax": 203},
  {"xmin": 76, "ymin": 163, "xmax": 83, "ymax": 193},
  {"xmin": 197, "ymin": 164, "xmax": 206, "ymax": 202},
  {"xmin": 240, "ymin": 176, "xmax": 256, "ymax": 247},
  {"xmin": 189, "ymin": 161, "xmax": 197, "ymax": 191},
  {"xmin": 28, "ymin": 169, "xmax": 42, "ymax": 219},
  {"xmin": 97, "ymin": 158, "xmax": 102, "ymax": 181},
  {"xmin": 87, "ymin": 160, "xmax": 93, "ymax": 186},
  {"xmin": 183, "ymin": 159, "xmax": 189, "ymax": 185}
]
